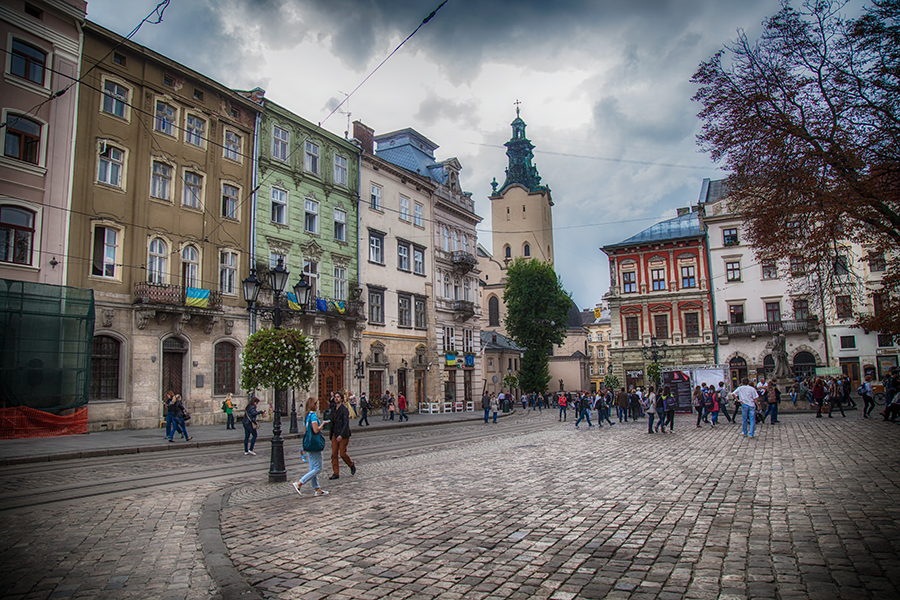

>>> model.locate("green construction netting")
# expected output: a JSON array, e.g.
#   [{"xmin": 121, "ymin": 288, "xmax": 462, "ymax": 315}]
[{"xmin": 0, "ymin": 279, "xmax": 95, "ymax": 413}]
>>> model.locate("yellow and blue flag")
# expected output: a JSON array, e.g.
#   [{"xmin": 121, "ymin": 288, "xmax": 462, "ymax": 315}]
[
  {"xmin": 333, "ymin": 300, "xmax": 346, "ymax": 314},
  {"xmin": 287, "ymin": 292, "xmax": 303, "ymax": 311},
  {"xmin": 185, "ymin": 287, "xmax": 209, "ymax": 308}
]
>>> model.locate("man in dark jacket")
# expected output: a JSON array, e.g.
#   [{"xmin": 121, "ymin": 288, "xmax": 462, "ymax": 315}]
[{"xmin": 329, "ymin": 392, "xmax": 356, "ymax": 479}]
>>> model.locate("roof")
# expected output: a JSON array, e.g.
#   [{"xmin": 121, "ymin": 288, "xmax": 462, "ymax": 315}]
[
  {"xmin": 565, "ymin": 301, "xmax": 584, "ymax": 329},
  {"xmin": 480, "ymin": 330, "xmax": 524, "ymax": 352},
  {"xmin": 698, "ymin": 178, "xmax": 732, "ymax": 204},
  {"xmin": 374, "ymin": 129, "xmax": 445, "ymax": 185},
  {"xmin": 605, "ymin": 211, "xmax": 702, "ymax": 249}
]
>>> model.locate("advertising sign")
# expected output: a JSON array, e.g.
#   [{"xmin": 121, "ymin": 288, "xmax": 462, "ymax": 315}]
[{"xmin": 662, "ymin": 370, "xmax": 692, "ymax": 411}]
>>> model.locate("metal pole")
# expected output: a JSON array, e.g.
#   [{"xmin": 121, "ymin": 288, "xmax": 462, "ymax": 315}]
[
  {"xmin": 268, "ymin": 293, "xmax": 287, "ymax": 483},
  {"xmin": 289, "ymin": 388, "xmax": 298, "ymax": 434}
]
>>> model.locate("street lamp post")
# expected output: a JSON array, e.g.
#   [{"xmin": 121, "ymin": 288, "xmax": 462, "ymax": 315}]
[
  {"xmin": 242, "ymin": 257, "xmax": 311, "ymax": 483},
  {"xmin": 641, "ymin": 338, "xmax": 669, "ymax": 387},
  {"xmin": 355, "ymin": 350, "xmax": 364, "ymax": 399}
]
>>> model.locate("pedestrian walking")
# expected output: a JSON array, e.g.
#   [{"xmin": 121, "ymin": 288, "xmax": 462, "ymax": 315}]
[
  {"xmin": 709, "ymin": 390, "xmax": 720, "ymax": 426},
  {"xmin": 169, "ymin": 394, "xmax": 191, "ymax": 442},
  {"xmin": 224, "ymin": 392, "xmax": 236, "ymax": 429},
  {"xmin": 357, "ymin": 392, "xmax": 370, "ymax": 426},
  {"xmin": 828, "ymin": 377, "xmax": 846, "ymax": 417},
  {"xmin": 616, "ymin": 388, "xmax": 629, "ymax": 422},
  {"xmin": 660, "ymin": 386, "xmax": 676, "ymax": 432},
  {"xmin": 381, "ymin": 390, "xmax": 390, "ymax": 420},
  {"xmin": 644, "ymin": 386, "xmax": 656, "ymax": 433},
  {"xmin": 764, "ymin": 383, "xmax": 781, "ymax": 423},
  {"xmin": 716, "ymin": 382, "xmax": 734, "ymax": 424},
  {"xmin": 481, "ymin": 392, "xmax": 491, "ymax": 422},
  {"xmin": 292, "ymin": 397, "xmax": 330, "ymax": 497},
  {"xmin": 163, "ymin": 390, "xmax": 177, "ymax": 439},
  {"xmin": 693, "ymin": 386, "xmax": 704, "ymax": 427},
  {"xmin": 574, "ymin": 393, "xmax": 593, "ymax": 428},
  {"xmin": 812, "ymin": 378, "xmax": 826, "ymax": 417},
  {"xmin": 348, "ymin": 393, "xmax": 358, "ymax": 419},
  {"xmin": 735, "ymin": 377, "xmax": 760, "ymax": 437},
  {"xmin": 242, "ymin": 397, "xmax": 265, "ymax": 455},
  {"xmin": 842, "ymin": 376, "xmax": 856, "ymax": 409},
  {"xmin": 860, "ymin": 376, "xmax": 875, "ymax": 418},
  {"xmin": 558, "ymin": 393, "xmax": 568, "ymax": 422},
  {"xmin": 654, "ymin": 388, "xmax": 666, "ymax": 432},
  {"xmin": 397, "ymin": 393, "xmax": 409, "ymax": 422},
  {"xmin": 329, "ymin": 392, "xmax": 356, "ymax": 479},
  {"xmin": 490, "ymin": 394, "xmax": 500, "ymax": 423}
]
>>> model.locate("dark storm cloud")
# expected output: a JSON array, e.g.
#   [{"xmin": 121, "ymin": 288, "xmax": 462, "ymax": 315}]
[{"xmin": 414, "ymin": 92, "xmax": 480, "ymax": 128}]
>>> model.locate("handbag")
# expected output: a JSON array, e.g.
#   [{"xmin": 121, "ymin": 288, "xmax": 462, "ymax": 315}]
[
  {"xmin": 251, "ymin": 421, "xmax": 258, "ymax": 430},
  {"xmin": 302, "ymin": 414, "xmax": 326, "ymax": 452}
]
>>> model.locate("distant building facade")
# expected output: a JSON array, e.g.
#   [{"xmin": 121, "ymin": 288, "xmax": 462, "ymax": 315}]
[{"xmin": 585, "ymin": 304, "xmax": 612, "ymax": 392}]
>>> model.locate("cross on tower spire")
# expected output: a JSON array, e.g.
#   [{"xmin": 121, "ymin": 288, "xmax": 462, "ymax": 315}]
[{"xmin": 514, "ymin": 98, "xmax": 521, "ymax": 117}]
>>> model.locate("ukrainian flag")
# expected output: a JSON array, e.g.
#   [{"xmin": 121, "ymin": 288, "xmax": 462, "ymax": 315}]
[
  {"xmin": 287, "ymin": 292, "xmax": 303, "ymax": 311},
  {"xmin": 185, "ymin": 287, "xmax": 210, "ymax": 308},
  {"xmin": 333, "ymin": 300, "xmax": 346, "ymax": 314}
]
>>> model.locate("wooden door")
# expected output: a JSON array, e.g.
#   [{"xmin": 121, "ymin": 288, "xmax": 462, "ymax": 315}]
[
  {"xmin": 318, "ymin": 340, "xmax": 345, "ymax": 402},
  {"xmin": 398, "ymin": 369, "xmax": 407, "ymax": 398},
  {"xmin": 369, "ymin": 369, "xmax": 383, "ymax": 401},
  {"xmin": 415, "ymin": 370, "xmax": 424, "ymax": 407},
  {"xmin": 841, "ymin": 360, "xmax": 860, "ymax": 390},
  {"xmin": 162, "ymin": 337, "xmax": 186, "ymax": 397}
]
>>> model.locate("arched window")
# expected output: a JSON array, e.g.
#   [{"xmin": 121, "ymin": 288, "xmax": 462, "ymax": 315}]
[
  {"xmin": 504, "ymin": 245, "xmax": 511, "ymax": 259},
  {"xmin": 464, "ymin": 278, "xmax": 471, "ymax": 301},
  {"xmin": 442, "ymin": 227, "xmax": 450, "ymax": 251},
  {"xmin": 453, "ymin": 231, "xmax": 459, "ymax": 251},
  {"xmin": 489, "ymin": 296, "xmax": 500, "ymax": 327},
  {"xmin": 762, "ymin": 354, "xmax": 775, "ymax": 377},
  {"xmin": 0, "ymin": 205, "xmax": 36, "ymax": 265},
  {"xmin": 148, "ymin": 238, "xmax": 167, "ymax": 284},
  {"xmin": 462, "ymin": 234, "xmax": 468, "ymax": 252},
  {"xmin": 524, "ymin": 243, "xmax": 531, "ymax": 257},
  {"xmin": 91, "ymin": 335, "xmax": 120, "ymax": 399},
  {"xmin": 444, "ymin": 273, "xmax": 451, "ymax": 298},
  {"xmin": 214, "ymin": 341, "xmax": 237, "ymax": 395},
  {"xmin": 792, "ymin": 351, "xmax": 817, "ymax": 379},
  {"xmin": 182, "ymin": 245, "xmax": 199, "ymax": 287}
]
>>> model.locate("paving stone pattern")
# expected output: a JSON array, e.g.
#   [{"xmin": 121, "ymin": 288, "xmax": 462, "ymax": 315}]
[{"xmin": 222, "ymin": 414, "xmax": 900, "ymax": 599}]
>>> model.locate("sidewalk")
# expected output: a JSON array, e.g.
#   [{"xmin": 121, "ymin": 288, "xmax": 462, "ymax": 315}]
[{"xmin": 0, "ymin": 408, "xmax": 507, "ymax": 466}]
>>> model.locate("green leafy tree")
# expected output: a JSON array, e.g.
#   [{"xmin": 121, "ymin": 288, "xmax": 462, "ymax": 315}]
[
  {"xmin": 240, "ymin": 328, "xmax": 316, "ymax": 392},
  {"xmin": 604, "ymin": 374, "xmax": 621, "ymax": 393},
  {"xmin": 503, "ymin": 374, "xmax": 519, "ymax": 390},
  {"xmin": 503, "ymin": 257, "xmax": 572, "ymax": 393},
  {"xmin": 646, "ymin": 363, "xmax": 662, "ymax": 388}
]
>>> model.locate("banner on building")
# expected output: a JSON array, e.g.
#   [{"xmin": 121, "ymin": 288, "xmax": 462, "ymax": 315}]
[
  {"xmin": 594, "ymin": 307, "xmax": 603, "ymax": 319},
  {"xmin": 185, "ymin": 287, "xmax": 210, "ymax": 308},
  {"xmin": 445, "ymin": 354, "xmax": 457, "ymax": 366}
]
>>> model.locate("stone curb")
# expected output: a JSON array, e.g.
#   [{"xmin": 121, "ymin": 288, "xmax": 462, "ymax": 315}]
[{"xmin": 200, "ymin": 486, "xmax": 265, "ymax": 600}]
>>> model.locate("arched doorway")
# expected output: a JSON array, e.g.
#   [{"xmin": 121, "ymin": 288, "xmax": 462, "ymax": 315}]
[
  {"xmin": 318, "ymin": 339, "xmax": 345, "ymax": 405},
  {"xmin": 761, "ymin": 354, "xmax": 775, "ymax": 378},
  {"xmin": 729, "ymin": 356, "xmax": 747, "ymax": 389},
  {"xmin": 792, "ymin": 351, "xmax": 817, "ymax": 379},
  {"xmin": 162, "ymin": 337, "xmax": 187, "ymax": 398}
]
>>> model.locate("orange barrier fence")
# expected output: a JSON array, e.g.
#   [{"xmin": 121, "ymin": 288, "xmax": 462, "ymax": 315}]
[{"xmin": 0, "ymin": 406, "xmax": 88, "ymax": 439}]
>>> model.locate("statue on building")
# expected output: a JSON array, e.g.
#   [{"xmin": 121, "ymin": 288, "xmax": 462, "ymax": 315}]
[{"xmin": 772, "ymin": 332, "xmax": 792, "ymax": 380}]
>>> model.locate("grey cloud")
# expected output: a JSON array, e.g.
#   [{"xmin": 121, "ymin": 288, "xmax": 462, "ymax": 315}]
[{"xmin": 414, "ymin": 93, "xmax": 481, "ymax": 128}]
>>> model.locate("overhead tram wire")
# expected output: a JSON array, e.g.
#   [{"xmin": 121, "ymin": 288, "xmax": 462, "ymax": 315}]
[{"xmin": 469, "ymin": 142, "xmax": 716, "ymax": 171}]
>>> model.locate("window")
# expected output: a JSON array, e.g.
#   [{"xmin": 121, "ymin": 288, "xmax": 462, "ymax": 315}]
[
  {"xmin": 91, "ymin": 336, "xmax": 120, "ymax": 400},
  {"xmin": 181, "ymin": 245, "xmax": 200, "ymax": 287},
  {"xmin": 414, "ymin": 297, "xmax": 426, "ymax": 328},
  {"xmin": 462, "ymin": 235, "xmax": 468, "ymax": 253},
  {"xmin": 398, "ymin": 294, "xmax": 412, "ymax": 327},
  {"xmin": 790, "ymin": 255, "xmax": 806, "ymax": 276},
  {"xmin": 333, "ymin": 154, "xmax": 347, "ymax": 185},
  {"xmin": 869, "ymin": 253, "xmax": 886, "ymax": 272},
  {"xmin": 833, "ymin": 254, "xmax": 851, "ymax": 276},
  {"xmin": 303, "ymin": 260, "xmax": 318, "ymax": 298},
  {"xmin": 651, "ymin": 268, "xmax": 666, "ymax": 291},
  {"xmin": 443, "ymin": 228, "xmax": 450, "ymax": 252},
  {"xmin": 414, "ymin": 203, "xmax": 423, "ymax": 227},
  {"xmin": 399, "ymin": 196, "xmax": 410, "ymax": 221},
  {"xmin": 333, "ymin": 208, "xmax": 346, "ymax": 241},
  {"xmin": 368, "ymin": 289, "xmax": 384, "ymax": 323},
  {"xmin": 193, "ymin": 89, "xmax": 203, "ymax": 101},
  {"xmin": 333, "ymin": 266, "xmax": 347, "ymax": 301},
  {"xmin": 269, "ymin": 252, "xmax": 285, "ymax": 269},
  {"xmin": 413, "ymin": 247, "xmax": 424, "ymax": 275},
  {"xmin": 726, "ymin": 261, "xmax": 741, "ymax": 282},
  {"xmin": 112, "ymin": 52, "xmax": 125, "ymax": 65},
  {"xmin": 10, "ymin": 39, "xmax": 45, "ymax": 85},
  {"xmin": 148, "ymin": 238, "xmax": 167, "ymax": 284},
  {"xmin": 878, "ymin": 334, "xmax": 894, "ymax": 347},
  {"xmin": 504, "ymin": 245, "xmax": 511, "ymax": 259},
  {"xmin": 102, "ymin": 80, "xmax": 128, "ymax": 118},
  {"xmin": 219, "ymin": 250, "xmax": 237, "ymax": 294},
  {"xmin": 304, "ymin": 199, "xmax": 318, "ymax": 233},
  {"xmin": 681, "ymin": 265, "xmax": 697, "ymax": 288},
  {"xmin": 271, "ymin": 188, "xmax": 287, "ymax": 224},
  {"xmin": 151, "ymin": 161, "xmax": 171, "ymax": 200},
  {"xmin": 489, "ymin": 296, "xmax": 500, "ymax": 327},
  {"xmin": 453, "ymin": 231, "xmax": 459, "ymax": 252},
  {"xmin": 398, "ymin": 243, "xmax": 409, "ymax": 271},
  {"xmin": 873, "ymin": 292, "xmax": 887, "ymax": 317},
  {"xmin": 304, "ymin": 141, "xmax": 319, "ymax": 173},
  {"xmin": 224, "ymin": 130, "xmax": 241, "ymax": 161},
  {"xmin": 443, "ymin": 326, "xmax": 456, "ymax": 352},
  {"xmin": 97, "ymin": 144, "xmax": 124, "ymax": 187},
  {"xmin": 92, "ymin": 225, "xmax": 119, "ymax": 278},
  {"xmin": 840, "ymin": 335, "xmax": 856, "ymax": 349},
  {"xmin": 464, "ymin": 278, "xmax": 471, "ymax": 302},
  {"xmin": 684, "ymin": 312, "xmax": 700, "ymax": 337},
  {"xmin": 272, "ymin": 126, "xmax": 289, "ymax": 161},
  {"xmin": 765, "ymin": 302, "xmax": 781, "ymax": 323},
  {"xmin": 185, "ymin": 114, "xmax": 205, "ymax": 146},
  {"xmin": 794, "ymin": 299, "xmax": 809, "ymax": 321},
  {"xmin": 622, "ymin": 271, "xmax": 636, "ymax": 293},
  {"xmin": 453, "ymin": 277, "xmax": 461, "ymax": 301},
  {"xmin": 370, "ymin": 184, "xmax": 382, "ymax": 210},
  {"xmin": 0, "ymin": 205, "xmax": 35, "ymax": 265},
  {"xmin": 836, "ymin": 295, "xmax": 853, "ymax": 319},
  {"xmin": 163, "ymin": 74, "xmax": 174, "ymax": 87},
  {"xmin": 723, "ymin": 228, "xmax": 738, "ymax": 246},
  {"xmin": 221, "ymin": 183, "xmax": 238, "ymax": 219},
  {"xmin": 464, "ymin": 329, "xmax": 474, "ymax": 353},
  {"xmin": 654, "ymin": 314, "xmax": 669, "ymax": 339},
  {"xmin": 154, "ymin": 101, "xmax": 176, "ymax": 135},
  {"xmin": 625, "ymin": 316, "xmax": 640, "ymax": 341},
  {"xmin": 369, "ymin": 231, "xmax": 384, "ymax": 264},
  {"xmin": 25, "ymin": 4, "xmax": 43, "ymax": 19},
  {"xmin": 444, "ymin": 273, "xmax": 451, "ymax": 298},
  {"xmin": 524, "ymin": 243, "xmax": 531, "ymax": 257},
  {"xmin": 214, "ymin": 342, "xmax": 236, "ymax": 395},
  {"xmin": 761, "ymin": 259, "xmax": 778, "ymax": 279},
  {"xmin": 182, "ymin": 171, "xmax": 203, "ymax": 209},
  {"xmin": 4, "ymin": 115, "xmax": 41, "ymax": 164}
]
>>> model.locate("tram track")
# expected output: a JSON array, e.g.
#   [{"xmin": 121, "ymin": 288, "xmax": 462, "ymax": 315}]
[{"xmin": 0, "ymin": 419, "xmax": 551, "ymax": 512}]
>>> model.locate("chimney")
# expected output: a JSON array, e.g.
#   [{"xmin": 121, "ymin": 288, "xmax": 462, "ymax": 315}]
[
  {"xmin": 677, "ymin": 207, "xmax": 690, "ymax": 216},
  {"xmin": 248, "ymin": 87, "xmax": 265, "ymax": 104},
  {"xmin": 353, "ymin": 121, "xmax": 375, "ymax": 154},
  {"xmin": 691, "ymin": 204, "xmax": 700, "ymax": 212}
]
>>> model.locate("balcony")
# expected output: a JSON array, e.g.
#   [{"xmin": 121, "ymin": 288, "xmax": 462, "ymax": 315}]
[
  {"xmin": 134, "ymin": 283, "xmax": 222, "ymax": 310},
  {"xmin": 451, "ymin": 251, "xmax": 477, "ymax": 273},
  {"xmin": 452, "ymin": 300, "xmax": 475, "ymax": 319},
  {"xmin": 717, "ymin": 318, "xmax": 820, "ymax": 343}
]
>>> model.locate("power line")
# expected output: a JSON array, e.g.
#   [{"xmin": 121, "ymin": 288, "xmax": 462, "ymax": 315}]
[{"xmin": 469, "ymin": 142, "xmax": 718, "ymax": 171}]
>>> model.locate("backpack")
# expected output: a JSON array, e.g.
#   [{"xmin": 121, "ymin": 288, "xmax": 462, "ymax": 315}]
[
  {"xmin": 222, "ymin": 401, "xmax": 228, "ymax": 412},
  {"xmin": 857, "ymin": 384, "xmax": 866, "ymax": 396}
]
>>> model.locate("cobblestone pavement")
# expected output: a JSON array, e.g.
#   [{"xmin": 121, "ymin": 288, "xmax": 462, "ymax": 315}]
[{"xmin": 222, "ymin": 412, "xmax": 900, "ymax": 599}]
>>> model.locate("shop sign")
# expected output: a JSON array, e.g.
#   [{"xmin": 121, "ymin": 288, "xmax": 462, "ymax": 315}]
[{"xmin": 626, "ymin": 370, "xmax": 644, "ymax": 378}]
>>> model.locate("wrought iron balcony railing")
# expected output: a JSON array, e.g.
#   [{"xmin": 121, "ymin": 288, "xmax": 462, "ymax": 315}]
[
  {"xmin": 134, "ymin": 282, "xmax": 222, "ymax": 310},
  {"xmin": 717, "ymin": 318, "xmax": 819, "ymax": 337}
]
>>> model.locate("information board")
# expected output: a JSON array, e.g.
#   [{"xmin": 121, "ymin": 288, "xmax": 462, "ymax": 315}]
[{"xmin": 662, "ymin": 370, "xmax": 693, "ymax": 411}]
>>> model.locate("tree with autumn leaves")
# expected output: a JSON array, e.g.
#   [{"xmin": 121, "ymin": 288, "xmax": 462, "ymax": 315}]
[{"xmin": 693, "ymin": 0, "xmax": 899, "ymax": 337}]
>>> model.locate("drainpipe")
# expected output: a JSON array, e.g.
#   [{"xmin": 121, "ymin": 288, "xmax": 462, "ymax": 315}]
[{"xmin": 249, "ymin": 109, "xmax": 261, "ymax": 334}]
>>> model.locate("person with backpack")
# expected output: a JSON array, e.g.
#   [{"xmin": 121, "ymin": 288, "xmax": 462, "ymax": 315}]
[
  {"xmin": 763, "ymin": 382, "xmax": 781, "ymax": 424},
  {"xmin": 660, "ymin": 386, "xmax": 676, "ymax": 432},
  {"xmin": 701, "ymin": 387, "xmax": 717, "ymax": 426},
  {"xmin": 860, "ymin": 376, "xmax": 875, "ymax": 418},
  {"xmin": 574, "ymin": 393, "xmax": 594, "ymax": 428},
  {"xmin": 357, "ymin": 392, "xmax": 370, "ymax": 427},
  {"xmin": 827, "ymin": 377, "xmax": 846, "ymax": 418},
  {"xmin": 692, "ymin": 386, "xmax": 704, "ymax": 428},
  {"xmin": 643, "ymin": 386, "xmax": 656, "ymax": 433},
  {"xmin": 716, "ymin": 382, "xmax": 734, "ymax": 424}
]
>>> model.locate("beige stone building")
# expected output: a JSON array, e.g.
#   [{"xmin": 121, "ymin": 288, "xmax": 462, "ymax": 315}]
[
  {"xmin": 68, "ymin": 22, "xmax": 260, "ymax": 430},
  {"xmin": 585, "ymin": 303, "xmax": 612, "ymax": 392},
  {"xmin": 352, "ymin": 121, "xmax": 436, "ymax": 410}
]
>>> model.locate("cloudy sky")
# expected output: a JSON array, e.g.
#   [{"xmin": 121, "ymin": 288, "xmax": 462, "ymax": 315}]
[{"xmin": 84, "ymin": 0, "xmax": 800, "ymax": 308}]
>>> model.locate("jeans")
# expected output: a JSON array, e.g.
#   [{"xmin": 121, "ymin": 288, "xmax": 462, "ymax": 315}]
[
  {"xmin": 300, "ymin": 451, "xmax": 322, "ymax": 488},
  {"xmin": 575, "ymin": 408, "xmax": 592, "ymax": 427},
  {"xmin": 243, "ymin": 421, "xmax": 258, "ymax": 452},
  {"xmin": 764, "ymin": 402, "xmax": 779, "ymax": 423},
  {"xmin": 165, "ymin": 411, "xmax": 175, "ymax": 437},
  {"xmin": 664, "ymin": 409, "xmax": 675, "ymax": 430},
  {"xmin": 863, "ymin": 394, "xmax": 874, "ymax": 417},
  {"xmin": 169, "ymin": 417, "xmax": 187, "ymax": 440},
  {"xmin": 828, "ymin": 398, "xmax": 845, "ymax": 417},
  {"xmin": 358, "ymin": 408, "xmax": 369, "ymax": 426},
  {"xmin": 741, "ymin": 404, "xmax": 756, "ymax": 436},
  {"xmin": 492, "ymin": 411, "xmax": 498, "ymax": 423},
  {"xmin": 647, "ymin": 412, "xmax": 655, "ymax": 432},
  {"xmin": 617, "ymin": 406, "xmax": 628, "ymax": 422},
  {"xmin": 559, "ymin": 406, "xmax": 567, "ymax": 421},
  {"xmin": 484, "ymin": 408, "xmax": 490, "ymax": 422},
  {"xmin": 695, "ymin": 406, "xmax": 704, "ymax": 426},
  {"xmin": 711, "ymin": 410, "xmax": 719, "ymax": 425},
  {"xmin": 226, "ymin": 413, "xmax": 235, "ymax": 429},
  {"xmin": 655, "ymin": 409, "xmax": 665, "ymax": 430},
  {"xmin": 599, "ymin": 408, "xmax": 614, "ymax": 425},
  {"xmin": 399, "ymin": 409, "xmax": 408, "ymax": 421}
]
